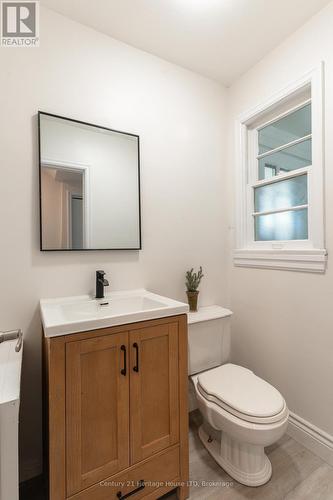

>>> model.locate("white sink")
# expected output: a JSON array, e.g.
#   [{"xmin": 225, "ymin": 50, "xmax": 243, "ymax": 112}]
[{"xmin": 40, "ymin": 289, "xmax": 189, "ymax": 337}]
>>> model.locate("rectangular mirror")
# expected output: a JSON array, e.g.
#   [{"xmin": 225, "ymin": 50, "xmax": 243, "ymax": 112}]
[{"xmin": 38, "ymin": 112, "xmax": 141, "ymax": 251}]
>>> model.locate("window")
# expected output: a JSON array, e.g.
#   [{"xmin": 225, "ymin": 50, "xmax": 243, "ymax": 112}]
[
  {"xmin": 234, "ymin": 65, "xmax": 326, "ymax": 272},
  {"xmin": 253, "ymin": 102, "xmax": 311, "ymax": 242}
]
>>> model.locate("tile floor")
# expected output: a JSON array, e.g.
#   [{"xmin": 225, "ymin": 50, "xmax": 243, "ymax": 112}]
[
  {"xmin": 167, "ymin": 411, "xmax": 333, "ymax": 500},
  {"xmin": 20, "ymin": 411, "xmax": 333, "ymax": 500}
]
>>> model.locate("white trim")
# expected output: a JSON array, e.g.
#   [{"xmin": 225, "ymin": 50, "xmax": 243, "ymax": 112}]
[
  {"xmin": 253, "ymin": 204, "xmax": 308, "ymax": 218},
  {"xmin": 288, "ymin": 412, "xmax": 333, "ymax": 467},
  {"xmin": 252, "ymin": 166, "xmax": 309, "ymax": 188},
  {"xmin": 236, "ymin": 67, "xmax": 314, "ymax": 125},
  {"xmin": 41, "ymin": 158, "xmax": 91, "ymax": 249},
  {"xmin": 256, "ymin": 98, "xmax": 311, "ymax": 131},
  {"xmin": 234, "ymin": 249, "xmax": 327, "ymax": 273},
  {"xmin": 234, "ymin": 63, "xmax": 326, "ymax": 271},
  {"xmin": 257, "ymin": 134, "xmax": 312, "ymax": 160},
  {"xmin": 42, "ymin": 158, "xmax": 89, "ymax": 169}
]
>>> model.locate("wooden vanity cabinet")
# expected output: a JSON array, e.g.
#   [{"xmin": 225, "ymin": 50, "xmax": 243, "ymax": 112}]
[
  {"xmin": 66, "ymin": 332, "xmax": 130, "ymax": 495},
  {"xmin": 44, "ymin": 315, "xmax": 189, "ymax": 500}
]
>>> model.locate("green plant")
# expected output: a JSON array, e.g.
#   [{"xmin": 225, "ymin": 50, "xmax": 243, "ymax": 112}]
[{"xmin": 185, "ymin": 266, "xmax": 204, "ymax": 292}]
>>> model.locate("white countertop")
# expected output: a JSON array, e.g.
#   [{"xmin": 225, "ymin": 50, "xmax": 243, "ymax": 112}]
[{"xmin": 40, "ymin": 289, "xmax": 189, "ymax": 337}]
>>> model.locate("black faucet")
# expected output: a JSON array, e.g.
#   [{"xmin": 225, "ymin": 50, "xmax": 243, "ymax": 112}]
[{"xmin": 96, "ymin": 270, "xmax": 109, "ymax": 299}]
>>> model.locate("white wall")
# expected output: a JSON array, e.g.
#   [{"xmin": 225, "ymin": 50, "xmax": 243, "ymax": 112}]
[
  {"xmin": 6, "ymin": 0, "xmax": 332, "ymax": 481},
  {"xmin": 0, "ymin": 7, "xmax": 227, "ymax": 479},
  {"xmin": 227, "ymin": 1, "xmax": 333, "ymax": 437}
]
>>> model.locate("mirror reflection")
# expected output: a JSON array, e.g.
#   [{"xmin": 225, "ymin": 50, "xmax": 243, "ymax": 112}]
[{"xmin": 39, "ymin": 112, "xmax": 141, "ymax": 251}]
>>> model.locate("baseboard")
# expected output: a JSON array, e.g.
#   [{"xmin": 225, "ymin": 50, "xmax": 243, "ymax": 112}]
[
  {"xmin": 288, "ymin": 412, "xmax": 333, "ymax": 466},
  {"xmin": 20, "ymin": 459, "xmax": 43, "ymax": 483}
]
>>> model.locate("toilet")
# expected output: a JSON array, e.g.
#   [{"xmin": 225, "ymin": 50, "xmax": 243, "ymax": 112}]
[{"xmin": 188, "ymin": 306, "xmax": 289, "ymax": 487}]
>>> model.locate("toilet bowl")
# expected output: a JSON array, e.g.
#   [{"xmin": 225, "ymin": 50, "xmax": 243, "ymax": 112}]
[
  {"xmin": 188, "ymin": 306, "xmax": 289, "ymax": 487},
  {"xmin": 191, "ymin": 363, "xmax": 289, "ymax": 487}
]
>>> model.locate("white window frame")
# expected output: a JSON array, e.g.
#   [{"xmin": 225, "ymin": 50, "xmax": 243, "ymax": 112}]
[{"xmin": 234, "ymin": 63, "xmax": 327, "ymax": 273}]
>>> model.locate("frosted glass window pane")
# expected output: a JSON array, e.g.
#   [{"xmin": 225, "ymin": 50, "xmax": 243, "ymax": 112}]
[
  {"xmin": 258, "ymin": 139, "xmax": 311, "ymax": 180},
  {"xmin": 255, "ymin": 209, "xmax": 308, "ymax": 241},
  {"xmin": 258, "ymin": 104, "xmax": 311, "ymax": 154},
  {"xmin": 254, "ymin": 175, "xmax": 307, "ymax": 213}
]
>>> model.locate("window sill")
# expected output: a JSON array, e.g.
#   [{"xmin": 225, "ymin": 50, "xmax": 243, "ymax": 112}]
[{"xmin": 233, "ymin": 249, "xmax": 327, "ymax": 273}]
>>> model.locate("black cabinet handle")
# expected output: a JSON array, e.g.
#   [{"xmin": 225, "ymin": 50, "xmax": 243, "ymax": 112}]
[
  {"xmin": 116, "ymin": 480, "xmax": 145, "ymax": 499},
  {"xmin": 120, "ymin": 345, "xmax": 127, "ymax": 376},
  {"xmin": 133, "ymin": 343, "xmax": 139, "ymax": 372}
]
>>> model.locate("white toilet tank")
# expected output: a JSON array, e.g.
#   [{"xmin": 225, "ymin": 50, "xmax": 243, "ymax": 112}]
[{"xmin": 188, "ymin": 305, "xmax": 233, "ymax": 375}]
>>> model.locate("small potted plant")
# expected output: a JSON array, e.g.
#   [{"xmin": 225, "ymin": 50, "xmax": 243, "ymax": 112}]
[{"xmin": 185, "ymin": 266, "xmax": 204, "ymax": 312}]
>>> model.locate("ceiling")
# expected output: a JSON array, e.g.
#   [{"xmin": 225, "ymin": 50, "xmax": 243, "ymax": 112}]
[{"xmin": 40, "ymin": 0, "xmax": 331, "ymax": 86}]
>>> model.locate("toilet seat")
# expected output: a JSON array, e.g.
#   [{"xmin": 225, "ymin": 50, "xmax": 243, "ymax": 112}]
[{"xmin": 197, "ymin": 363, "xmax": 287, "ymax": 424}]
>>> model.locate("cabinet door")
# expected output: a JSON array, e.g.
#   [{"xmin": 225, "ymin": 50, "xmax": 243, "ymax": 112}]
[
  {"xmin": 66, "ymin": 332, "xmax": 129, "ymax": 496},
  {"xmin": 130, "ymin": 322, "xmax": 179, "ymax": 464}
]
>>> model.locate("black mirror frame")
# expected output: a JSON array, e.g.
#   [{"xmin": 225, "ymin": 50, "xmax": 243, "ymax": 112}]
[{"xmin": 38, "ymin": 111, "xmax": 142, "ymax": 251}]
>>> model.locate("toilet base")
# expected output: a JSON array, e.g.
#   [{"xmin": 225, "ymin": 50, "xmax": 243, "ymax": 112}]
[{"xmin": 198, "ymin": 425, "xmax": 272, "ymax": 487}]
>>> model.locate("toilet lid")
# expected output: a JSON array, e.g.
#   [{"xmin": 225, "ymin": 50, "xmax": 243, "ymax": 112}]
[{"xmin": 197, "ymin": 364, "xmax": 285, "ymax": 422}]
